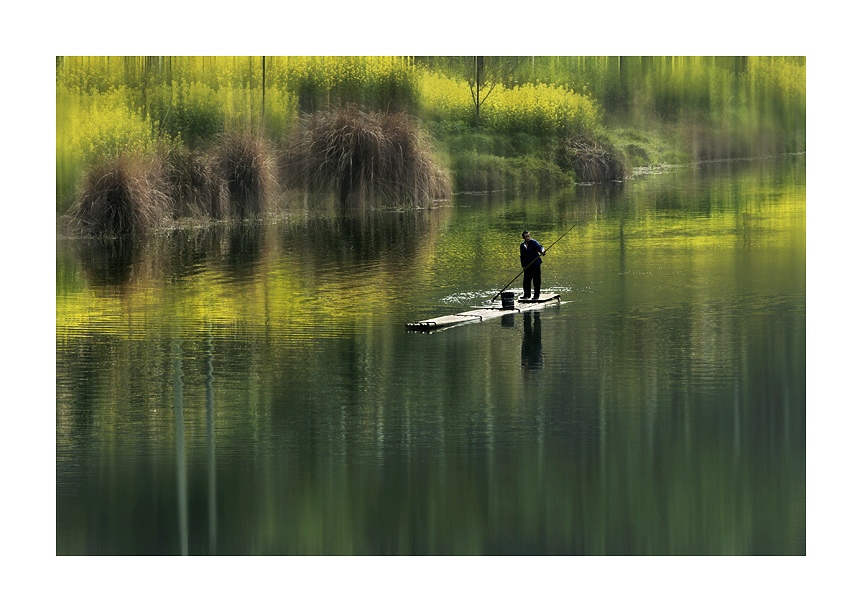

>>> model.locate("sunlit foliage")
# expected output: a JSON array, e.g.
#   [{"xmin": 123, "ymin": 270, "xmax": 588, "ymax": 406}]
[
  {"xmin": 266, "ymin": 56, "xmax": 419, "ymax": 113},
  {"xmin": 534, "ymin": 56, "xmax": 804, "ymax": 158},
  {"xmin": 56, "ymin": 56, "xmax": 806, "ymax": 210},
  {"xmin": 56, "ymin": 83, "xmax": 168, "ymax": 209},
  {"xmin": 483, "ymin": 82, "xmax": 599, "ymax": 136},
  {"xmin": 417, "ymin": 72, "xmax": 474, "ymax": 125},
  {"xmin": 417, "ymin": 55, "xmax": 805, "ymax": 158},
  {"xmin": 56, "ymin": 56, "xmax": 416, "ymax": 208},
  {"xmin": 418, "ymin": 71, "xmax": 599, "ymax": 136}
]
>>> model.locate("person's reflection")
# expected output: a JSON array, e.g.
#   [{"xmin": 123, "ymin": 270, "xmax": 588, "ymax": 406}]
[{"xmin": 521, "ymin": 311, "xmax": 543, "ymax": 369}]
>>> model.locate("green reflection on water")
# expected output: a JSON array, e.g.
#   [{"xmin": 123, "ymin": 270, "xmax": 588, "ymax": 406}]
[{"xmin": 57, "ymin": 156, "xmax": 805, "ymax": 554}]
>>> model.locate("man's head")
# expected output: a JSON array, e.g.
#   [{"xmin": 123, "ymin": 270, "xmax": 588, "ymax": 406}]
[{"xmin": 522, "ymin": 231, "xmax": 530, "ymax": 240}]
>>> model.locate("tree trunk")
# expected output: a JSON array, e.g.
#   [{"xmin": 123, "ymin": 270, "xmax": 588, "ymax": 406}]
[{"xmin": 474, "ymin": 56, "xmax": 484, "ymax": 127}]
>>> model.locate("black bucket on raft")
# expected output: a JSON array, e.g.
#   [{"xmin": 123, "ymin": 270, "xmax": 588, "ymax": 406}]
[{"xmin": 501, "ymin": 291, "xmax": 515, "ymax": 310}]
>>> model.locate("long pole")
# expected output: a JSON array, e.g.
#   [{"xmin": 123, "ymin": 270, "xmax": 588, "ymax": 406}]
[{"xmin": 490, "ymin": 221, "xmax": 579, "ymax": 303}]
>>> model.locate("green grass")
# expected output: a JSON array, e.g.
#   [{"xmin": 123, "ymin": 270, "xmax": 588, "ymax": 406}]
[{"xmin": 605, "ymin": 126, "xmax": 688, "ymax": 167}]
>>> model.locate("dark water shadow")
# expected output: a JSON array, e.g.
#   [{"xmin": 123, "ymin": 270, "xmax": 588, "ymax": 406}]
[
  {"xmin": 521, "ymin": 311, "xmax": 543, "ymax": 370},
  {"xmin": 59, "ymin": 201, "xmax": 452, "ymax": 294},
  {"xmin": 277, "ymin": 203, "xmax": 453, "ymax": 272},
  {"xmin": 70, "ymin": 237, "xmax": 140, "ymax": 288}
]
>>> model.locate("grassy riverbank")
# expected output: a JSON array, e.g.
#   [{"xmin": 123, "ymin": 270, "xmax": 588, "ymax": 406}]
[{"xmin": 56, "ymin": 56, "xmax": 805, "ymax": 227}]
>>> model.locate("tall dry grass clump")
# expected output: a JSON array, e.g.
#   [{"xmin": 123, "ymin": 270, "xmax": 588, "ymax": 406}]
[
  {"xmin": 213, "ymin": 133, "xmax": 275, "ymax": 217},
  {"xmin": 555, "ymin": 135, "xmax": 627, "ymax": 183},
  {"xmin": 69, "ymin": 154, "xmax": 171, "ymax": 236},
  {"xmin": 281, "ymin": 106, "xmax": 451, "ymax": 206},
  {"xmin": 162, "ymin": 147, "xmax": 229, "ymax": 219}
]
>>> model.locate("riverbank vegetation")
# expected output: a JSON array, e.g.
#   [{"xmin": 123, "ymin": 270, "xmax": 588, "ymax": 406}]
[
  {"xmin": 280, "ymin": 106, "xmax": 451, "ymax": 206},
  {"xmin": 56, "ymin": 56, "xmax": 805, "ymax": 235}
]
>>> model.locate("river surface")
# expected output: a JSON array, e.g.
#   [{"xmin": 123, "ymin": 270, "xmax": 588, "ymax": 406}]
[{"xmin": 56, "ymin": 154, "xmax": 805, "ymax": 554}]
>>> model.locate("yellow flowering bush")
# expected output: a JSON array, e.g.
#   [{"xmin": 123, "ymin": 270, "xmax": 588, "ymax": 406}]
[
  {"xmin": 744, "ymin": 57, "xmax": 806, "ymax": 103},
  {"xmin": 418, "ymin": 72, "xmax": 474, "ymax": 124},
  {"xmin": 57, "ymin": 83, "xmax": 165, "ymax": 209},
  {"xmin": 485, "ymin": 83, "xmax": 600, "ymax": 136},
  {"xmin": 267, "ymin": 56, "xmax": 418, "ymax": 110},
  {"xmin": 57, "ymin": 85, "xmax": 157, "ymax": 162},
  {"xmin": 420, "ymin": 72, "xmax": 600, "ymax": 136}
]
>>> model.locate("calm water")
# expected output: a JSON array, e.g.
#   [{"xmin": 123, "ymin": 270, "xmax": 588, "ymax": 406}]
[{"xmin": 56, "ymin": 155, "xmax": 805, "ymax": 555}]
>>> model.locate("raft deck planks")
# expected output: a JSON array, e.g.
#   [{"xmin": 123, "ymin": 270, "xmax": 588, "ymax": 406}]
[{"xmin": 406, "ymin": 293, "xmax": 561, "ymax": 331}]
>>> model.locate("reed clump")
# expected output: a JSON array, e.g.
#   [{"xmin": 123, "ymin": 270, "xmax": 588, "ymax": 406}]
[
  {"xmin": 69, "ymin": 154, "xmax": 171, "ymax": 236},
  {"xmin": 65, "ymin": 134, "xmax": 276, "ymax": 237},
  {"xmin": 162, "ymin": 146, "xmax": 229, "ymax": 219},
  {"xmin": 555, "ymin": 135, "xmax": 627, "ymax": 183},
  {"xmin": 281, "ymin": 106, "xmax": 451, "ymax": 206},
  {"xmin": 213, "ymin": 132, "xmax": 275, "ymax": 217}
]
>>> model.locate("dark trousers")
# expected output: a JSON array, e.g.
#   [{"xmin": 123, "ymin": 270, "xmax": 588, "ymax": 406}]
[{"xmin": 523, "ymin": 266, "xmax": 541, "ymax": 297}]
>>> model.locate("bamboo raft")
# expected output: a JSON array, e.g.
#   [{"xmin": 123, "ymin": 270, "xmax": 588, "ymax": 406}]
[{"xmin": 406, "ymin": 292, "xmax": 562, "ymax": 332}]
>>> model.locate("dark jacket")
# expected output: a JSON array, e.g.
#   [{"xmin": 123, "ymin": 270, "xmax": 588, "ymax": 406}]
[{"xmin": 520, "ymin": 239, "xmax": 544, "ymax": 269}]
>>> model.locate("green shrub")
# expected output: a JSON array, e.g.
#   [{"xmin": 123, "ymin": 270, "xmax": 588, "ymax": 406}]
[
  {"xmin": 148, "ymin": 81, "xmax": 225, "ymax": 146},
  {"xmin": 451, "ymin": 151, "xmax": 572, "ymax": 193},
  {"xmin": 510, "ymin": 156, "xmax": 573, "ymax": 190},
  {"xmin": 450, "ymin": 151, "xmax": 511, "ymax": 192}
]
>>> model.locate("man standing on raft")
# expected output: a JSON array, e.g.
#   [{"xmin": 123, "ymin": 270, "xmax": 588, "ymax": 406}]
[{"xmin": 520, "ymin": 230, "xmax": 546, "ymax": 300}]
